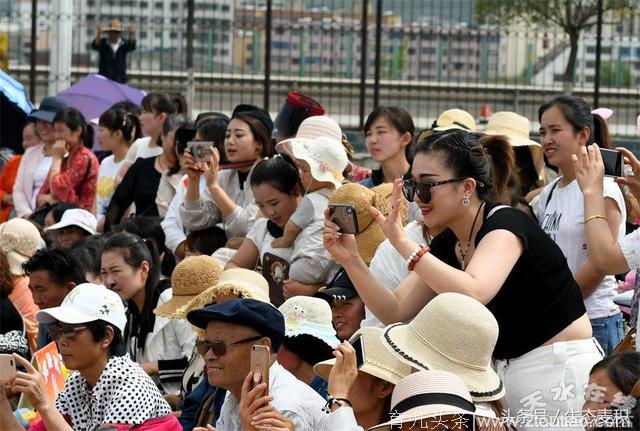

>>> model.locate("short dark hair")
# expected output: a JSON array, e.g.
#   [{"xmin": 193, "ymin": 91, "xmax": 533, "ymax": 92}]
[
  {"xmin": 282, "ymin": 334, "xmax": 334, "ymax": 366},
  {"xmin": 185, "ymin": 225, "xmax": 227, "ymax": 256},
  {"xmin": 53, "ymin": 107, "xmax": 94, "ymax": 148},
  {"xmin": 250, "ymin": 154, "xmax": 300, "ymax": 195},
  {"xmin": 23, "ymin": 248, "xmax": 86, "ymax": 286},
  {"xmin": 70, "ymin": 235, "xmax": 106, "ymax": 280},
  {"xmin": 85, "ymin": 320, "xmax": 126, "ymax": 357}
]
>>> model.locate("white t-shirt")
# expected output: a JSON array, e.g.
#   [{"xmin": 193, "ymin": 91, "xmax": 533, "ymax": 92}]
[
  {"xmin": 537, "ymin": 177, "xmax": 626, "ymax": 319},
  {"xmin": 365, "ymin": 221, "xmax": 425, "ymax": 327},
  {"xmin": 95, "ymin": 155, "xmax": 126, "ymax": 222},
  {"xmin": 31, "ymin": 156, "xmax": 52, "ymax": 208},
  {"xmin": 125, "ymin": 136, "xmax": 161, "ymax": 164},
  {"xmin": 290, "ymin": 188, "xmax": 332, "ymax": 230}
]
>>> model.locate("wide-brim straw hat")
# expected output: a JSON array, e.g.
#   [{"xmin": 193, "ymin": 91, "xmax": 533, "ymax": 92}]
[
  {"xmin": 154, "ymin": 255, "xmax": 223, "ymax": 318},
  {"xmin": 368, "ymin": 370, "xmax": 476, "ymax": 430},
  {"xmin": 175, "ymin": 268, "xmax": 271, "ymax": 319},
  {"xmin": 329, "ymin": 182, "xmax": 407, "ymax": 264},
  {"xmin": 382, "ymin": 292, "xmax": 504, "ymax": 402},
  {"xmin": 432, "ymin": 109, "xmax": 477, "ymax": 132},
  {"xmin": 484, "ymin": 111, "xmax": 540, "ymax": 147},
  {"xmin": 314, "ymin": 327, "xmax": 411, "ymax": 385}
]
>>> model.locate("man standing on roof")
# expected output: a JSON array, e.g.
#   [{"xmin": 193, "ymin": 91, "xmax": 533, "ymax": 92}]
[{"xmin": 91, "ymin": 19, "xmax": 136, "ymax": 84}]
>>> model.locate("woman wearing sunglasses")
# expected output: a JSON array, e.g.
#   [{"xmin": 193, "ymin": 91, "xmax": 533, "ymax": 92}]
[
  {"xmin": 324, "ymin": 129, "xmax": 600, "ymax": 430},
  {"xmin": 0, "ymin": 283, "xmax": 176, "ymax": 430}
]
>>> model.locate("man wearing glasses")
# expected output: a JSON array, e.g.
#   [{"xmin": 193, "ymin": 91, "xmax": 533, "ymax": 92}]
[{"xmin": 187, "ymin": 298, "xmax": 328, "ymax": 430}]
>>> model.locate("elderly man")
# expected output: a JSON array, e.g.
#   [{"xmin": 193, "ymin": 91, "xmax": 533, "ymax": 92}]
[
  {"xmin": 187, "ymin": 299, "xmax": 327, "ymax": 430},
  {"xmin": 91, "ymin": 19, "xmax": 136, "ymax": 83}
]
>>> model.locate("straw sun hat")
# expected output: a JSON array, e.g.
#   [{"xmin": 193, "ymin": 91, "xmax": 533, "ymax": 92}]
[
  {"xmin": 175, "ymin": 268, "xmax": 271, "ymax": 319},
  {"xmin": 153, "ymin": 255, "xmax": 223, "ymax": 319},
  {"xmin": 432, "ymin": 108, "xmax": 477, "ymax": 132},
  {"xmin": 368, "ymin": 370, "xmax": 476, "ymax": 430},
  {"xmin": 329, "ymin": 182, "xmax": 407, "ymax": 264},
  {"xmin": 484, "ymin": 111, "xmax": 540, "ymax": 147},
  {"xmin": 314, "ymin": 327, "xmax": 411, "ymax": 386},
  {"xmin": 382, "ymin": 292, "xmax": 505, "ymax": 402}
]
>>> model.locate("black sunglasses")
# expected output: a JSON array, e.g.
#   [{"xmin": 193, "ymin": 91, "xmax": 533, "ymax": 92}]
[
  {"xmin": 402, "ymin": 177, "xmax": 466, "ymax": 203},
  {"xmin": 48, "ymin": 323, "xmax": 89, "ymax": 341},
  {"xmin": 195, "ymin": 335, "xmax": 263, "ymax": 357}
]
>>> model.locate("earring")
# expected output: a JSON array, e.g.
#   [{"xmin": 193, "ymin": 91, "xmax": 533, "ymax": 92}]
[{"xmin": 462, "ymin": 195, "xmax": 470, "ymax": 207}]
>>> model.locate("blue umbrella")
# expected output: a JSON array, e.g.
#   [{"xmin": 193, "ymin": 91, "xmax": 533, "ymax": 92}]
[{"xmin": 0, "ymin": 71, "xmax": 34, "ymax": 153}]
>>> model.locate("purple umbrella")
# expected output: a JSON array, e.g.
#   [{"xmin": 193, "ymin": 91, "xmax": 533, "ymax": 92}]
[{"xmin": 58, "ymin": 74, "xmax": 146, "ymax": 150}]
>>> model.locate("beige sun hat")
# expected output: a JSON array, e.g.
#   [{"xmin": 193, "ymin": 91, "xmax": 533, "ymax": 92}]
[
  {"xmin": 484, "ymin": 111, "xmax": 540, "ymax": 147},
  {"xmin": 382, "ymin": 292, "xmax": 504, "ymax": 402},
  {"xmin": 275, "ymin": 115, "xmax": 343, "ymax": 156},
  {"xmin": 314, "ymin": 327, "xmax": 412, "ymax": 385},
  {"xmin": 105, "ymin": 19, "xmax": 123, "ymax": 32},
  {"xmin": 368, "ymin": 370, "xmax": 476, "ymax": 430},
  {"xmin": 329, "ymin": 182, "xmax": 407, "ymax": 264},
  {"xmin": 279, "ymin": 296, "xmax": 340, "ymax": 349},
  {"xmin": 154, "ymin": 255, "xmax": 223, "ymax": 318},
  {"xmin": 0, "ymin": 219, "xmax": 45, "ymax": 276},
  {"xmin": 432, "ymin": 109, "xmax": 477, "ymax": 132},
  {"xmin": 175, "ymin": 268, "xmax": 271, "ymax": 319}
]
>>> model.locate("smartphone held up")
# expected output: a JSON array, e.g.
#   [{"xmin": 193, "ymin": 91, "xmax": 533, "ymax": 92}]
[
  {"xmin": 0, "ymin": 353, "xmax": 16, "ymax": 384},
  {"xmin": 250, "ymin": 344, "xmax": 270, "ymax": 394},
  {"xmin": 328, "ymin": 204, "xmax": 359, "ymax": 234}
]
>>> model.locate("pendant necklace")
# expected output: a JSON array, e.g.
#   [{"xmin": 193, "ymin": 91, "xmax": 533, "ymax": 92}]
[{"xmin": 457, "ymin": 201, "xmax": 485, "ymax": 270}]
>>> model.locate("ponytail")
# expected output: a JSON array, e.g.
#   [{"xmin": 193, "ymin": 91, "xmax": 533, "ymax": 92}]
[
  {"xmin": 592, "ymin": 114, "xmax": 612, "ymax": 149},
  {"xmin": 479, "ymin": 135, "xmax": 515, "ymax": 201},
  {"xmin": 99, "ymin": 108, "xmax": 141, "ymax": 144}
]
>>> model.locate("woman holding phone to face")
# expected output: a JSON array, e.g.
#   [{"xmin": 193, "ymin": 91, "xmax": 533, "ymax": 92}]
[{"xmin": 536, "ymin": 95, "xmax": 626, "ymax": 356}]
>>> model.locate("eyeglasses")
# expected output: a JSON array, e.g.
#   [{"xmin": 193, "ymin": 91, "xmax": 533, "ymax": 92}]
[
  {"xmin": 48, "ymin": 323, "xmax": 89, "ymax": 341},
  {"xmin": 402, "ymin": 177, "xmax": 466, "ymax": 203},
  {"xmin": 195, "ymin": 335, "xmax": 263, "ymax": 357}
]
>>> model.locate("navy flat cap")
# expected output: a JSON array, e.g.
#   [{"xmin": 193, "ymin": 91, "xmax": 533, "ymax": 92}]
[
  {"xmin": 232, "ymin": 104, "xmax": 274, "ymax": 135},
  {"xmin": 28, "ymin": 96, "xmax": 69, "ymax": 123},
  {"xmin": 187, "ymin": 298, "xmax": 285, "ymax": 350}
]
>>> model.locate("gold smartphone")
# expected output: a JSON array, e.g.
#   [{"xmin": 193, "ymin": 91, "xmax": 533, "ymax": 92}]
[
  {"xmin": 250, "ymin": 345, "xmax": 270, "ymax": 395},
  {"xmin": 0, "ymin": 354, "xmax": 16, "ymax": 384}
]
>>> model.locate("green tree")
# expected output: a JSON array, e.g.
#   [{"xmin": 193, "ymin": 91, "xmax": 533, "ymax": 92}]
[
  {"xmin": 600, "ymin": 60, "xmax": 633, "ymax": 88},
  {"xmin": 476, "ymin": 0, "xmax": 636, "ymax": 92}
]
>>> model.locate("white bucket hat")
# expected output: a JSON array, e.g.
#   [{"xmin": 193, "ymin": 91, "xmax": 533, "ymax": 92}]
[
  {"xmin": 45, "ymin": 208, "xmax": 98, "ymax": 235},
  {"xmin": 368, "ymin": 370, "xmax": 476, "ymax": 430},
  {"xmin": 36, "ymin": 283, "xmax": 127, "ymax": 333},
  {"xmin": 314, "ymin": 327, "xmax": 412, "ymax": 385},
  {"xmin": 0, "ymin": 218, "xmax": 46, "ymax": 275},
  {"xmin": 432, "ymin": 109, "xmax": 477, "ymax": 132},
  {"xmin": 382, "ymin": 292, "xmax": 505, "ymax": 402},
  {"xmin": 275, "ymin": 115, "xmax": 343, "ymax": 155},
  {"xmin": 484, "ymin": 111, "xmax": 540, "ymax": 147},
  {"xmin": 289, "ymin": 136, "xmax": 349, "ymax": 189},
  {"xmin": 279, "ymin": 296, "xmax": 339, "ymax": 349}
]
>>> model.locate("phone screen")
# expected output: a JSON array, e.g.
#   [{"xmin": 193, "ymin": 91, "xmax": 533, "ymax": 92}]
[
  {"xmin": 599, "ymin": 148, "xmax": 623, "ymax": 177},
  {"xmin": 350, "ymin": 334, "xmax": 365, "ymax": 369}
]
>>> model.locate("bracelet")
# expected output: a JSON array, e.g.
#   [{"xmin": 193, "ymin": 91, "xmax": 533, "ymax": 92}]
[
  {"xmin": 585, "ymin": 214, "xmax": 608, "ymax": 224},
  {"xmin": 406, "ymin": 244, "xmax": 430, "ymax": 271},
  {"xmin": 322, "ymin": 396, "xmax": 352, "ymax": 413}
]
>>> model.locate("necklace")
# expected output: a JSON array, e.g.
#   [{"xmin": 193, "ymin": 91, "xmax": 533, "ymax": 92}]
[{"xmin": 457, "ymin": 201, "xmax": 485, "ymax": 270}]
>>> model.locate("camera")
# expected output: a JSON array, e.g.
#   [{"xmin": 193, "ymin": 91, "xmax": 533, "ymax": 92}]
[{"xmin": 187, "ymin": 141, "xmax": 214, "ymax": 163}]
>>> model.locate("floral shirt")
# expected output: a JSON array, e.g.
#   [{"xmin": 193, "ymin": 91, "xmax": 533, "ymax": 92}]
[
  {"xmin": 54, "ymin": 355, "xmax": 171, "ymax": 431},
  {"xmin": 37, "ymin": 146, "xmax": 99, "ymax": 211}
]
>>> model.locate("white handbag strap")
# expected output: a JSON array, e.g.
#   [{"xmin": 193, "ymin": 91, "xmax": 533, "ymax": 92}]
[{"xmin": 487, "ymin": 204, "xmax": 510, "ymax": 218}]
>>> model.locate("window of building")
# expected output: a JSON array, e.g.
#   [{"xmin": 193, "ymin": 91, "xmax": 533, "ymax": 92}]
[
  {"xmin": 586, "ymin": 46, "xmax": 596, "ymax": 54},
  {"xmin": 619, "ymin": 47, "xmax": 631, "ymax": 57}
]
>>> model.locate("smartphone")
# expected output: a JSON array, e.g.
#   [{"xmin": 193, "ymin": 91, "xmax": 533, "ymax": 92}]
[
  {"xmin": 175, "ymin": 127, "xmax": 197, "ymax": 156},
  {"xmin": 600, "ymin": 148, "xmax": 623, "ymax": 177},
  {"xmin": 187, "ymin": 141, "xmax": 214, "ymax": 163},
  {"xmin": 0, "ymin": 354, "xmax": 16, "ymax": 384},
  {"xmin": 350, "ymin": 334, "xmax": 365, "ymax": 369},
  {"xmin": 329, "ymin": 204, "xmax": 359, "ymax": 234},
  {"xmin": 250, "ymin": 345, "xmax": 270, "ymax": 394}
]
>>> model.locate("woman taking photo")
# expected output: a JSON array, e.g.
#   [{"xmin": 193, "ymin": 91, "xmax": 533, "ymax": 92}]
[
  {"xmin": 180, "ymin": 104, "xmax": 273, "ymax": 238},
  {"xmin": 324, "ymin": 129, "xmax": 600, "ymax": 429},
  {"xmin": 537, "ymin": 95, "xmax": 626, "ymax": 355},
  {"xmin": 96, "ymin": 107, "xmax": 141, "ymax": 230},
  {"xmin": 0, "ymin": 283, "xmax": 176, "ymax": 430},
  {"xmin": 36, "ymin": 107, "xmax": 99, "ymax": 212},
  {"xmin": 227, "ymin": 155, "xmax": 334, "ymax": 300},
  {"xmin": 100, "ymin": 231, "xmax": 195, "ymax": 395}
]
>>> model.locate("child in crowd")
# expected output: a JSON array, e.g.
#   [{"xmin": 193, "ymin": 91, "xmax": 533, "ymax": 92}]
[{"xmin": 271, "ymin": 135, "xmax": 349, "ymax": 248}]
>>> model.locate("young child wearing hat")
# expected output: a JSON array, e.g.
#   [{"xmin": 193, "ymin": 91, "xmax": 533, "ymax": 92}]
[{"xmin": 271, "ymin": 136, "xmax": 349, "ymax": 249}]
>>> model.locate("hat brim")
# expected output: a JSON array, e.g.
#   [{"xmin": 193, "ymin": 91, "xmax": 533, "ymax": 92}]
[
  {"xmin": 383, "ymin": 323, "xmax": 505, "ymax": 402},
  {"xmin": 45, "ymin": 219, "xmax": 96, "ymax": 235},
  {"xmin": 275, "ymin": 137, "xmax": 312, "ymax": 156},
  {"xmin": 36, "ymin": 306, "xmax": 99, "ymax": 326},
  {"xmin": 176, "ymin": 282, "xmax": 270, "ymax": 319},
  {"xmin": 485, "ymin": 131, "xmax": 540, "ymax": 147},
  {"xmin": 314, "ymin": 287, "xmax": 357, "ymax": 302},
  {"xmin": 153, "ymin": 295, "xmax": 196, "ymax": 319},
  {"xmin": 355, "ymin": 223, "xmax": 385, "ymax": 264},
  {"xmin": 314, "ymin": 356, "xmax": 406, "ymax": 386},
  {"xmin": 433, "ymin": 124, "xmax": 473, "ymax": 132},
  {"xmin": 28, "ymin": 110, "xmax": 56, "ymax": 123},
  {"xmin": 289, "ymin": 142, "xmax": 344, "ymax": 189},
  {"xmin": 367, "ymin": 406, "xmax": 474, "ymax": 430}
]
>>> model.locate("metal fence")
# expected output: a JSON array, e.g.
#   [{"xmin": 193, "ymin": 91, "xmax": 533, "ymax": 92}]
[{"xmin": 4, "ymin": 0, "xmax": 640, "ymax": 145}]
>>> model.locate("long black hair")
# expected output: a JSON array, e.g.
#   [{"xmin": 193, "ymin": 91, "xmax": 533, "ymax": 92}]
[
  {"xmin": 250, "ymin": 153, "xmax": 300, "ymax": 195},
  {"xmin": 53, "ymin": 107, "xmax": 94, "ymax": 148},
  {"xmin": 99, "ymin": 107, "xmax": 142, "ymax": 143},
  {"xmin": 102, "ymin": 232, "xmax": 161, "ymax": 349}
]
